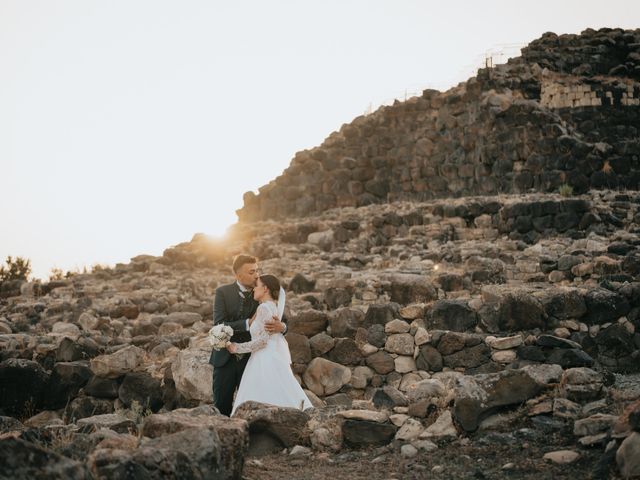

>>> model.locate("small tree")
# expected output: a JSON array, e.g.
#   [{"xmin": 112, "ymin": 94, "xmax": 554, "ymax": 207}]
[{"xmin": 0, "ymin": 256, "xmax": 32, "ymax": 282}]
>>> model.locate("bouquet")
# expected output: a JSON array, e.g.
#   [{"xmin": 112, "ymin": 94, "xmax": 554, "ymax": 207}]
[{"xmin": 208, "ymin": 324, "xmax": 234, "ymax": 350}]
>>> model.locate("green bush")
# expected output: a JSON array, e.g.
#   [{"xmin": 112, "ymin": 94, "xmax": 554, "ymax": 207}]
[{"xmin": 0, "ymin": 256, "xmax": 31, "ymax": 282}]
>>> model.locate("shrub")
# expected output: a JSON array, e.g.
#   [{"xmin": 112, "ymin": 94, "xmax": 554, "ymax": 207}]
[
  {"xmin": 0, "ymin": 256, "xmax": 31, "ymax": 282},
  {"xmin": 558, "ymin": 183, "xmax": 573, "ymax": 197}
]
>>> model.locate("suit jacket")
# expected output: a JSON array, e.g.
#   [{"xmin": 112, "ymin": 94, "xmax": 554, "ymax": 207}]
[{"xmin": 209, "ymin": 282, "xmax": 258, "ymax": 368}]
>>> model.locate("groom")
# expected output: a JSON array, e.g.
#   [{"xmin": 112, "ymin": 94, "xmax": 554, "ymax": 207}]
[{"xmin": 209, "ymin": 254, "xmax": 287, "ymax": 415}]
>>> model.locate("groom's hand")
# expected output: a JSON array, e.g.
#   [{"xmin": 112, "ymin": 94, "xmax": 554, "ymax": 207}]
[{"xmin": 264, "ymin": 316, "xmax": 286, "ymax": 334}]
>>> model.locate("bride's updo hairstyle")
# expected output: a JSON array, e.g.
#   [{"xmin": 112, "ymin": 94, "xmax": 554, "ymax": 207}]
[{"xmin": 259, "ymin": 274, "xmax": 280, "ymax": 301}]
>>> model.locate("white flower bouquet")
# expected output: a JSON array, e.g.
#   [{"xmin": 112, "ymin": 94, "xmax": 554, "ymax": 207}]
[{"xmin": 208, "ymin": 324, "xmax": 234, "ymax": 350}]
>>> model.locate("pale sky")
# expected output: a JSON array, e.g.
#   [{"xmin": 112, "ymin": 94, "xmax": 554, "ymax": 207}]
[{"xmin": 1, "ymin": 1, "xmax": 639, "ymax": 280}]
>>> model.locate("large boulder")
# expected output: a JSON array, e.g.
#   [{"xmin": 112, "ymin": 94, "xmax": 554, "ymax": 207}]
[
  {"xmin": 363, "ymin": 303, "xmax": 400, "ymax": 328},
  {"xmin": 43, "ymin": 361, "xmax": 92, "ymax": 410},
  {"xmin": 141, "ymin": 406, "xmax": 247, "ymax": 478},
  {"xmin": 342, "ymin": 419, "xmax": 397, "ymax": 447},
  {"xmin": 479, "ymin": 287, "xmax": 547, "ymax": 332},
  {"xmin": 89, "ymin": 345, "xmax": 145, "ymax": 379},
  {"xmin": 118, "ymin": 372, "xmax": 164, "ymax": 412},
  {"xmin": 583, "ymin": 288, "xmax": 630, "ymax": 324},
  {"xmin": 303, "ymin": 358, "xmax": 351, "ymax": 396},
  {"xmin": 0, "ymin": 358, "xmax": 49, "ymax": 416},
  {"xmin": 534, "ymin": 287, "xmax": 587, "ymax": 320},
  {"xmin": 171, "ymin": 348, "xmax": 213, "ymax": 402},
  {"xmin": 365, "ymin": 351, "xmax": 396, "ymax": 375},
  {"xmin": 453, "ymin": 367, "xmax": 550, "ymax": 432},
  {"xmin": 617, "ymin": 432, "xmax": 640, "ymax": 479},
  {"xmin": 328, "ymin": 338, "xmax": 362, "ymax": 365},
  {"xmin": 288, "ymin": 310, "xmax": 328, "ymax": 337},
  {"xmin": 0, "ymin": 437, "xmax": 87, "ymax": 479},
  {"xmin": 328, "ymin": 308, "xmax": 365, "ymax": 338},
  {"xmin": 427, "ymin": 300, "xmax": 478, "ymax": 332},
  {"xmin": 384, "ymin": 274, "xmax": 437, "ymax": 305},
  {"xmin": 285, "ymin": 333, "xmax": 312, "ymax": 364},
  {"xmin": 233, "ymin": 401, "xmax": 310, "ymax": 447}
]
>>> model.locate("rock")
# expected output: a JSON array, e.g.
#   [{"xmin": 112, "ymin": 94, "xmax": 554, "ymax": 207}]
[
  {"xmin": 289, "ymin": 273, "xmax": 316, "ymax": 294},
  {"xmin": 399, "ymin": 304, "xmax": 426, "ymax": 320},
  {"xmin": 394, "ymin": 356, "xmax": 416, "ymax": 373},
  {"xmin": 395, "ymin": 418, "xmax": 423, "ymax": 441},
  {"xmin": 491, "ymin": 350, "xmax": 517, "ymax": 363},
  {"xmin": 385, "ymin": 333, "xmax": 415, "ymax": 355},
  {"xmin": 437, "ymin": 332, "xmax": 466, "ymax": 355},
  {"xmin": 233, "ymin": 401, "xmax": 310, "ymax": 447},
  {"xmin": 406, "ymin": 379, "xmax": 447, "ymax": 403},
  {"xmin": 324, "ymin": 393, "xmax": 352, "ymax": 407},
  {"xmin": 546, "ymin": 348, "xmax": 595, "ymax": 368},
  {"xmin": 67, "ymin": 396, "xmax": 114, "ymax": 421},
  {"xmin": 427, "ymin": 300, "xmax": 478, "ymax": 332},
  {"xmin": 583, "ymin": 289, "xmax": 630, "ymax": 324},
  {"xmin": 385, "ymin": 319, "xmax": 411, "ymax": 334},
  {"xmin": 595, "ymin": 324, "xmax": 636, "ymax": 358},
  {"xmin": 443, "ymin": 343, "xmax": 491, "ymax": 369},
  {"xmin": 325, "ymin": 287, "xmax": 352, "ymax": 309},
  {"xmin": 349, "ymin": 366, "xmax": 374, "ymax": 389},
  {"xmin": 485, "ymin": 335, "xmax": 523, "ymax": 350},
  {"xmin": 328, "ymin": 338, "xmax": 362, "ymax": 365},
  {"xmin": 413, "ymin": 439, "xmax": 438, "ymax": 452},
  {"xmin": 365, "ymin": 351, "xmax": 396, "ymax": 375},
  {"xmin": 401, "ymin": 444, "xmax": 418, "ymax": 458},
  {"xmin": 309, "ymin": 332, "xmax": 335, "ymax": 357},
  {"xmin": 372, "ymin": 386, "xmax": 409, "ymax": 409},
  {"xmin": 90, "ymin": 345, "xmax": 145, "ymax": 379},
  {"xmin": 0, "ymin": 416, "xmax": 24, "ymax": 433},
  {"xmin": 24, "ymin": 410, "xmax": 63, "ymax": 428},
  {"xmin": 289, "ymin": 445, "xmax": 312, "ymax": 456},
  {"xmin": 414, "ymin": 327, "xmax": 430, "ymax": 346},
  {"xmin": 419, "ymin": 410, "xmax": 458, "ymax": 441},
  {"xmin": 480, "ymin": 287, "xmax": 547, "ymax": 332},
  {"xmin": 552, "ymin": 398, "xmax": 581, "ymax": 419},
  {"xmin": 537, "ymin": 334, "xmax": 582, "ymax": 349},
  {"xmin": 521, "ymin": 363, "xmax": 563, "ymax": 385},
  {"xmin": 140, "ymin": 406, "xmax": 247, "ymax": 476},
  {"xmin": 617, "ymin": 432, "xmax": 640, "ymax": 479},
  {"xmin": 303, "ymin": 358, "xmax": 351, "ymax": 396},
  {"xmin": 77, "ymin": 413, "xmax": 137, "ymax": 434},
  {"xmin": 118, "ymin": 372, "xmax": 163, "ymax": 412},
  {"xmin": 337, "ymin": 410, "xmax": 388, "ymax": 423},
  {"xmin": 367, "ymin": 324, "xmax": 387, "ymax": 347},
  {"xmin": 560, "ymin": 367, "xmax": 604, "ymax": 401},
  {"xmin": 363, "ymin": 304, "xmax": 400, "ymax": 328},
  {"xmin": 573, "ymin": 413, "xmax": 618, "ymax": 437},
  {"xmin": 286, "ymin": 333, "xmax": 312, "ymax": 364},
  {"xmin": 385, "ymin": 274, "xmax": 437, "ymax": 304},
  {"xmin": 0, "ymin": 358, "xmax": 49, "ymax": 416},
  {"xmin": 308, "ymin": 230, "xmax": 334, "ymax": 251},
  {"xmin": 0, "ymin": 437, "xmax": 87, "ymax": 479},
  {"xmin": 84, "ymin": 376, "xmax": 120, "ymax": 399},
  {"xmin": 342, "ymin": 420, "xmax": 397, "ymax": 447},
  {"xmin": 453, "ymin": 368, "xmax": 547, "ymax": 432},
  {"xmin": 535, "ymin": 288, "xmax": 587, "ymax": 319},
  {"xmin": 543, "ymin": 450, "xmax": 580, "ymax": 464},
  {"xmin": 167, "ymin": 311, "xmax": 202, "ymax": 327},
  {"xmin": 289, "ymin": 310, "xmax": 328, "ymax": 337},
  {"xmin": 416, "ymin": 345, "xmax": 443, "ymax": 372},
  {"xmin": 43, "ymin": 361, "xmax": 92, "ymax": 409},
  {"xmin": 171, "ymin": 348, "xmax": 213, "ymax": 402}
]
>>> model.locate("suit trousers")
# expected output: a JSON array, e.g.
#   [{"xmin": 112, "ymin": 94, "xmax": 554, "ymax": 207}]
[{"xmin": 213, "ymin": 353, "xmax": 250, "ymax": 416}]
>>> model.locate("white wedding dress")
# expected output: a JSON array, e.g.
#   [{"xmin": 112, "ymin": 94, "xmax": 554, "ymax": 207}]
[{"xmin": 231, "ymin": 301, "xmax": 312, "ymax": 415}]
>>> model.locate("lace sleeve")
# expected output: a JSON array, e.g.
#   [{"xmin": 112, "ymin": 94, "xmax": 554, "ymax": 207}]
[{"xmin": 234, "ymin": 305, "xmax": 271, "ymax": 354}]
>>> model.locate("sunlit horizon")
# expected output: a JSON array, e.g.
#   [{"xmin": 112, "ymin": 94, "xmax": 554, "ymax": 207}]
[{"xmin": 2, "ymin": 0, "xmax": 639, "ymax": 281}]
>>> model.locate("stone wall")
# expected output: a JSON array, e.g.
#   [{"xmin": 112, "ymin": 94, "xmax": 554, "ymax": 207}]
[{"xmin": 236, "ymin": 28, "xmax": 640, "ymax": 223}]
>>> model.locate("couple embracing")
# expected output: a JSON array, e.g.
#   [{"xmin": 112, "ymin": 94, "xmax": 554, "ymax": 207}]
[{"xmin": 208, "ymin": 254, "xmax": 312, "ymax": 416}]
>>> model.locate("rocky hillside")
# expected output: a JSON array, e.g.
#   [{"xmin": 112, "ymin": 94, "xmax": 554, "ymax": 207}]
[
  {"xmin": 1, "ymin": 28, "xmax": 640, "ymax": 480},
  {"xmin": 237, "ymin": 27, "xmax": 640, "ymax": 222}
]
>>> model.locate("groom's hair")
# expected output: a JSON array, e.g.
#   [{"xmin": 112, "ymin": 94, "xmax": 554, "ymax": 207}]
[
  {"xmin": 259, "ymin": 274, "xmax": 280, "ymax": 300},
  {"xmin": 232, "ymin": 254, "xmax": 257, "ymax": 273}
]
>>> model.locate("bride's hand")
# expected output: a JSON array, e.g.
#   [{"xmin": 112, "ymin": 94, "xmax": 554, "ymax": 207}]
[{"xmin": 226, "ymin": 342, "xmax": 238, "ymax": 354}]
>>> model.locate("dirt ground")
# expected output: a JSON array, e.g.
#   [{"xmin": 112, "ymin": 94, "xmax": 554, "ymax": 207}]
[{"xmin": 242, "ymin": 416, "xmax": 617, "ymax": 480}]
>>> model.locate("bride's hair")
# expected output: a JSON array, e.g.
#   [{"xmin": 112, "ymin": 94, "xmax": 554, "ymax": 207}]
[{"xmin": 259, "ymin": 274, "xmax": 280, "ymax": 300}]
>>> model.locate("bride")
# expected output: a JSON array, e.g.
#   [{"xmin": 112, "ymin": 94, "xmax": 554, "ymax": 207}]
[{"xmin": 226, "ymin": 274, "xmax": 312, "ymax": 415}]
